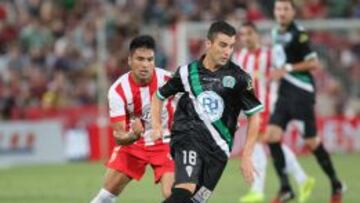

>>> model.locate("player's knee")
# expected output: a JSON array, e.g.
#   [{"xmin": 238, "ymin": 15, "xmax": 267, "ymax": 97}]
[
  {"xmin": 266, "ymin": 125, "xmax": 282, "ymax": 143},
  {"xmin": 162, "ymin": 188, "xmax": 193, "ymax": 203},
  {"xmin": 175, "ymin": 183, "xmax": 196, "ymax": 194},
  {"xmin": 103, "ymin": 169, "xmax": 131, "ymax": 196},
  {"xmin": 304, "ymin": 137, "xmax": 320, "ymax": 150}
]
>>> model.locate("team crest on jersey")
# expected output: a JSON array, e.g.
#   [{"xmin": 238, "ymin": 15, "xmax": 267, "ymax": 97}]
[
  {"xmin": 222, "ymin": 76, "xmax": 235, "ymax": 88},
  {"xmin": 197, "ymin": 91, "xmax": 224, "ymax": 122}
]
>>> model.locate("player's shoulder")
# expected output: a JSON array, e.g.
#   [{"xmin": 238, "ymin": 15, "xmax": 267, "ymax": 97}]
[
  {"xmin": 292, "ymin": 22, "xmax": 310, "ymax": 43},
  {"xmin": 155, "ymin": 67, "xmax": 172, "ymax": 77},
  {"xmin": 108, "ymin": 72, "xmax": 130, "ymax": 96},
  {"xmin": 229, "ymin": 60, "xmax": 251, "ymax": 79}
]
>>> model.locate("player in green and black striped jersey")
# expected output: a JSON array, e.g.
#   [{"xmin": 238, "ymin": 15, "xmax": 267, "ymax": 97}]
[
  {"xmin": 268, "ymin": 1, "xmax": 345, "ymax": 203},
  {"xmin": 151, "ymin": 21, "xmax": 262, "ymax": 203}
]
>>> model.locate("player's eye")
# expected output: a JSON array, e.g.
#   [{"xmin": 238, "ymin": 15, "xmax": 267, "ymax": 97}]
[
  {"xmin": 137, "ymin": 57, "xmax": 145, "ymax": 61},
  {"xmin": 219, "ymin": 42, "xmax": 227, "ymax": 48}
]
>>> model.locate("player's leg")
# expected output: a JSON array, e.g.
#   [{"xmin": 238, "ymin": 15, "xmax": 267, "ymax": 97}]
[
  {"xmin": 305, "ymin": 136, "xmax": 344, "ymax": 202},
  {"xmin": 150, "ymin": 144, "xmax": 175, "ymax": 198},
  {"xmin": 297, "ymin": 101, "xmax": 344, "ymax": 203},
  {"xmin": 90, "ymin": 146, "xmax": 147, "ymax": 203},
  {"xmin": 90, "ymin": 168, "xmax": 132, "ymax": 203},
  {"xmin": 192, "ymin": 157, "xmax": 227, "ymax": 203},
  {"xmin": 162, "ymin": 148, "xmax": 201, "ymax": 203},
  {"xmin": 282, "ymin": 144, "xmax": 315, "ymax": 203},
  {"xmin": 267, "ymin": 98, "xmax": 295, "ymax": 202},
  {"xmin": 282, "ymin": 144, "xmax": 307, "ymax": 184},
  {"xmin": 239, "ymin": 142, "xmax": 266, "ymax": 203},
  {"xmin": 159, "ymin": 172, "xmax": 175, "ymax": 198}
]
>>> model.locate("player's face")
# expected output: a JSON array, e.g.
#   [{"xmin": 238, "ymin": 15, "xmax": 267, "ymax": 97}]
[
  {"xmin": 239, "ymin": 26, "xmax": 258, "ymax": 49},
  {"xmin": 207, "ymin": 33, "xmax": 236, "ymax": 66},
  {"xmin": 128, "ymin": 48, "xmax": 155, "ymax": 82},
  {"xmin": 274, "ymin": 1, "xmax": 295, "ymax": 27}
]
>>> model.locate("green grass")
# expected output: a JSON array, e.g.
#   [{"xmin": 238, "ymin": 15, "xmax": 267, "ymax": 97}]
[{"xmin": 0, "ymin": 154, "xmax": 359, "ymax": 203}]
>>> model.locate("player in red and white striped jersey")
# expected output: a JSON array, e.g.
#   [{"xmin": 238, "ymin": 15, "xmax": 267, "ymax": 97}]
[
  {"xmin": 91, "ymin": 35, "xmax": 175, "ymax": 203},
  {"xmin": 233, "ymin": 22, "xmax": 314, "ymax": 203}
]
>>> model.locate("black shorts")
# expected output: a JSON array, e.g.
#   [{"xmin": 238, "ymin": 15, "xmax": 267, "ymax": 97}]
[
  {"xmin": 172, "ymin": 142, "xmax": 227, "ymax": 203},
  {"xmin": 269, "ymin": 96, "xmax": 317, "ymax": 138}
]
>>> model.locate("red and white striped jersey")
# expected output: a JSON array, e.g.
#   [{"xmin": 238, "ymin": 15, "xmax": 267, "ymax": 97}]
[
  {"xmin": 108, "ymin": 67, "xmax": 175, "ymax": 146},
  {"xmin": 232, "ymin": 47, "xmax": 277, "ymax": 115}
]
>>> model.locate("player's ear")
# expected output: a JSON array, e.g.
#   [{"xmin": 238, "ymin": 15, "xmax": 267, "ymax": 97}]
[
  {"xmin": 205, "ymin": 39, "xmax": 212, "ymax": 49},
  {"xmin": 128, "ymin": 55, "xmax": 132, "ymax": 67}
]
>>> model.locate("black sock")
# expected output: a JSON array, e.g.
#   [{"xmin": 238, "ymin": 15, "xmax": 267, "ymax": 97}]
[
  {"xmin": 312, "ymin": 143, "xmax": 340, "ymax": 192},
  {"xmin": 269, "ymin": 142, "xmax": 291, "ymax": 191},
  {"xmin": 162, "ymin": 188, "xmax": 193, "ymax": 203}
]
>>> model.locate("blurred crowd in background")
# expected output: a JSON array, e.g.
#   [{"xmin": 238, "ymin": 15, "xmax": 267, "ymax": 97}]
[{"xmin": 0, "ymin": 0, "xmax": 359, "ymax": 121}]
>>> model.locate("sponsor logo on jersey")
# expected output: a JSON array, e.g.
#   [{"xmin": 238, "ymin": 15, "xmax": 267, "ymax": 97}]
[{"xmin": 197, "ymin": 91, "xmax": 224, "ymax": 122}]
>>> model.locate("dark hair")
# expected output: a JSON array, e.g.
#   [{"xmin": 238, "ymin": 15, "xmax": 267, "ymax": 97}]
[
  {"xmin": 241, "ymin": 21, "xmax": 258, "ymax": 32},
  {"xmin": 275, "ymin": 0, "xmax": 296, "ymax": 8},
  {"xmin": 129, "ymin": 35, "xmax": 155, "ymax": 53},
  {"xmin": 207, "ymin": 21, "xmax": 236, "ymax": 41}
]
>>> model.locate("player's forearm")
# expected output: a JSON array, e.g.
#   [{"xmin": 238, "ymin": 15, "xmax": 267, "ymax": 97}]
[
  {"xmin": 113, "ymin": 130, "xmax": 139, "ymax": 145},
  {"xmin": 242, "ymin": 113, "xmax": 260, "ymax": 158},
  {"xmin": 288, "ymin": 58, "xmax": 321, "ymax": 72},
  {"xmin": 151, "ymin": 94, "xmax": 164, "ymax": 129}
]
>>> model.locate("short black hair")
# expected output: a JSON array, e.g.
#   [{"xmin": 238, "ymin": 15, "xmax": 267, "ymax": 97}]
[
  {"xmin": 207, "ymin": 21, "xmax": 236, "ymax": 41},
  {"xmin": 129, "ymin": 35, "xmax": 155, "ymax": 53},
  {"xmin": 275, "ymin": 0, "xmax": 296, "ymax": 8},
  {"xmin": 241, "ymin": 21, "xmax": 258, "ymax": 32}
]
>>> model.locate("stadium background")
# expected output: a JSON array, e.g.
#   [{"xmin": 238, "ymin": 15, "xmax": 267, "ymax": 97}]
[{"xmin": 0, "ymin": 0, "xmax": 359, "ymax": 202}]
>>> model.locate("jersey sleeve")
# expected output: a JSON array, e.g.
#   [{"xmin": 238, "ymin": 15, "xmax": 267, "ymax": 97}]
[
  {"xmin": 239, "ymin": 74, "xmax": 263, "ymax": 117},
  {"xmin": 108, "ymin": 86, "xmax": 126, "ymax": 123},
  {"xmin": 156, "ymin": 67, "xmax": 184, "ymax": 100},
  {"xmin": 297, "ymin": 31, "xmax": 318, "ymax": 61}
]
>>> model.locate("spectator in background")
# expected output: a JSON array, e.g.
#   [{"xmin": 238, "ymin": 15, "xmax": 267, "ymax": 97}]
[{"xmin": 301, "ymin": 0, "xmax": 328, "ymax": 19}]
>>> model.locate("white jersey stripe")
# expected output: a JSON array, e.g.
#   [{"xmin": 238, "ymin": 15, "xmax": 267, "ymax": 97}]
[
  {"xmin": 139, "ymin": 86, "xmax": 154, "ymax": 146},
  {"xmin": 121, "ymin": 73, "xmax": 134, "ymax": 117}
]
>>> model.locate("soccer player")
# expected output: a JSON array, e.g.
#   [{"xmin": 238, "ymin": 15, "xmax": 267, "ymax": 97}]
[
  {"xmin": 233, "ymin": 21, "xmax": 315, "ymax": 203},
  {"xmin": 151, "ymin": 21, "xmax": 262, "ymax": 203},
  {"xmin": 268, "ymin": 1, "xmax": 345, "ymax": 202},
  {"xmin": 90, "ymin": 35, "xmax": 175, "ymax": 203}
]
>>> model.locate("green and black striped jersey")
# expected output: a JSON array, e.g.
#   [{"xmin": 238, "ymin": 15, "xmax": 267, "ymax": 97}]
[
  {"xmin": 272, "ymin": 22, "xmax": 318, "ymax": 102},
  {"xmin": 157, "ymin": 57, "xmax": 263, "ymax": 161}
]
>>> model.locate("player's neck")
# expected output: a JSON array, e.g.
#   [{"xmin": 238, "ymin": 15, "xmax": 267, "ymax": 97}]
[
  {"xmin": 203, "ymin": 54, "xmax": 221, "ymax": 72},
  {"xmin": 279, "ymin": 21, "xmax": 293, "ymax": 32}
]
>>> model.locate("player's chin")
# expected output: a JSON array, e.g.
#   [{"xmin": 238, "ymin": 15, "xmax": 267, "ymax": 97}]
[{"xmin": 218, "ymin": 59, "xmax": 229, "ymax": 66}]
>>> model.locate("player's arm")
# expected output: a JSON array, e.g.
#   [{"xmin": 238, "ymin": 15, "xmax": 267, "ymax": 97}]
[
  {"xmin": 108, "ymin": 85, "xmax": 143, "ymax": 145},
  {"xmin": 151, "ymin": 68, "xmax": 184, "ymax": 141},
  {"xmin": 271, "ymin": 31, "xmax": 321, "ymax": 80},
  {"xmin": 241, "ymin": 112, "xmax": 260, "ymax": 184},
  {"xmin": 151, "ymin": 93, "xmax": 165, "ymax": 141},
  {"xmin": 283, "ymin": 31, "xmax": 321, "ymax": 72},
  {"xmin": 111, "ymin": 120, "xmax": 142, "ymax": 145},
  {"xmin": 238, "ymin": 74, "xmax": 263, "ymax": 184}
]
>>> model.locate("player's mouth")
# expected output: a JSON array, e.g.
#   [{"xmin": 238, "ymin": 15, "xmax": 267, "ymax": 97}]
[
  {"xmin": 139, "ymin": 70, "xmax": 149, "ymax": 75},
  {"xmin": 220, "ymin": 57, "xmax": 229, "ymax": 62}
]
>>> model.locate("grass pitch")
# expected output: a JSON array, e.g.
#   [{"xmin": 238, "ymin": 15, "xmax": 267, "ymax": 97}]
[{"xmin": 0, "ymin": 154, "xmax": 359, "ymax": 203}]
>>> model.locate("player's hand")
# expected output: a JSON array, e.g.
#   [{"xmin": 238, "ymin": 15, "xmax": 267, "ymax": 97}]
[
  {"xmin": 240, "ymin": 156, "xmax": 256, "ymax": 185},
  {"xmin": 151, "ymin": 127, "xmax": 162, "ymax": 141},
  {"xmin": 131, "ymin": 118, "xmax": 144, "ymax": 137},
  {"xmin": 270, "ymin": 69, "xmax": 287, "ymax": 80}
]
